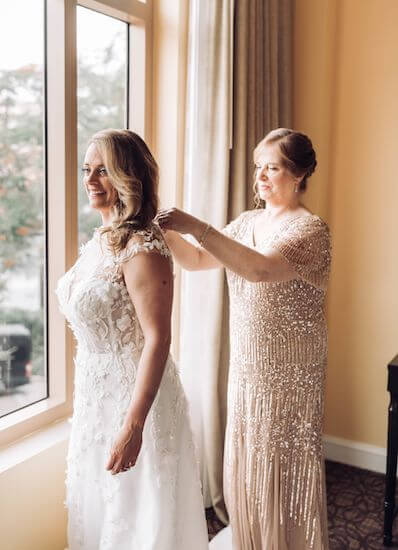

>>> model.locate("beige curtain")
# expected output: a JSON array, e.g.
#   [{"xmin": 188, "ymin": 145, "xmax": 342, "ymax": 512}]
[
  {"xmin": 180, "ymin": 0, "xmax": 293, "ymax": 524},
  {"xmin": 179, "ymin": 0, "xmax": 233, "ymax": 523},
  {"xmin": 229, "ymin": 0, "xmax": 293, "ymax": 218}
]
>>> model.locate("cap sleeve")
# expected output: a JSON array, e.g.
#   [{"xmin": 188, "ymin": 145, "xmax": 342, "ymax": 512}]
[
  {"xmin": 270, "ymin": 216, "xmax": 331, "ymax": 289},
  {"xmin": 114, "ymin": 223, "xmax": 171, "ymax": 265},
  {"xmin": 222, "ymin": 210, "xmax": 256, "ymax": 240}
]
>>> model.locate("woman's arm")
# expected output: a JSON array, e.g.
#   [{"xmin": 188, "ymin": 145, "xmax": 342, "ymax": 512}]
[
  {"xmin": 158, "ymin": 208, "xmax": 296, "ymax": 283},
  {"xmin": 106, "ymin": 250, "xmax": 173, "ymax": 475},
  {"xmin": 163, "ymin": 229, "xmax": 222, "ymax": 270}
]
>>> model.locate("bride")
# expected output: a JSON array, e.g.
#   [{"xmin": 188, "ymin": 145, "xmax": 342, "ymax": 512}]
[{"xmin": 56, "ymin": 129, "xmax": 208, "ymax": 550}]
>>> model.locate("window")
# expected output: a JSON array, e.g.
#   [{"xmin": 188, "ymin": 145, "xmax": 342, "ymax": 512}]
[
  {"xmin": 0, "ymin": 0, "xmax": 47, "ymax": 418},
  {"xmin": 77, "ymin": 6, "xmax": 128, "ymax": 244},
  {"xmin": 0, "ymin": 0, "xmax": 152, "ymax": 446}
]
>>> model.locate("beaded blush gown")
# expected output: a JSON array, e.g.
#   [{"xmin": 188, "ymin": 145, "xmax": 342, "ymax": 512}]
[
  {"xmin": 213, "ymin": 210, "xmax": 331, "ymax": 550},
  {"xmin": 56, "ymin": 223, "xmax": 208, "ymax": 550}
]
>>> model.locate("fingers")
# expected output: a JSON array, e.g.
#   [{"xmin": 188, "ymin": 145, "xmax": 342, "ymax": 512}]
[
  {"xmin": 107, "ymin": 455, "xmax": 123, "ymax": 474},
  {"xmin": 105, "ymin": 452, "xmax": 116, "ymax": 471},
  {"xmin": 112, "ymin": 458, "xmax": 125, "ymax": 475},
  {"xmin": 120, "ymin": 460, "xmax": 136, "ymax": 473},
  {"xmin": 106, "ymin": 427, "xmax": 142, "ymax": 475},
  {"xmin": 156, "ymin": 212, "xmax": 170, "ymax": 229},
  {"xmin": 112, "ymin": 458, "xmax": 136, "ymax": 475},
  {"xmin": 156, "ymin": 208, "xmax": 178, "ymax": 229},
  {"xmin": 106, "ymin": 447, "xmax": 124, "ymax": 475},
  {"xmin": 158, "ymin": 208, "xmax": 176, "ymax": 215},
  {"xmin": 107, "ymin": 452, "xmax": 137, "ymax": 475}
]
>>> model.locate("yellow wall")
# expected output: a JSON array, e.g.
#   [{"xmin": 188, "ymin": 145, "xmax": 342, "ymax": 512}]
[
  {"xmin": 294, "ymin": 0, "xmax": 398, "ymax": 447},
  {"xmin": 293, "ymin": 0, "xmax": 336, "ymax": 220},
  {"xmin": 0, "ymin": 440, "xmax": 68, "ymax": 550}
]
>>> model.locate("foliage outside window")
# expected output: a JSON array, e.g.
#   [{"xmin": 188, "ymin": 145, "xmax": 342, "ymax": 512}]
[
  {"xmin": 0, "ymin": 0, "xmax": 46, "ymax": 417},
  {"xmin": 0, "ymin": 0, "xmax": 151, "ymax": 442}
]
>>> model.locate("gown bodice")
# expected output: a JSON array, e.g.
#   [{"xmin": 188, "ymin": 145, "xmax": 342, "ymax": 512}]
[{"xmin": 56, "ymin": 223, "xmax": 171, "ymax": 356}]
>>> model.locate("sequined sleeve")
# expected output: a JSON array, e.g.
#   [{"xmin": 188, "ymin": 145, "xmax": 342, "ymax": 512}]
[
  {"xmin": 222, "ymin": 210, "xmax": 256, "ymax": 240},
  {"xmin": 270, "ymin": 216, "xmax": 331, "ymax": 289}
]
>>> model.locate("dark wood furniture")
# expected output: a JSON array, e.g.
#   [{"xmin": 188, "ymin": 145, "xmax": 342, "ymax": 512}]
[{"xmin": 384, "ymin": 354, "xmax": 398, "ymax": 546}]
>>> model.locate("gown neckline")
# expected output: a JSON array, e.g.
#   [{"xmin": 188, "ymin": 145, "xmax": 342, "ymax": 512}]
[{"xmin": 250, "ymin": 210, "xmax": 317, "ymax": 248}]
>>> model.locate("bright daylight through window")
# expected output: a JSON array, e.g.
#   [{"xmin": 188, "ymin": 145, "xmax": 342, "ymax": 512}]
[
  {"xmin": 0, "ymin": 3, "xmax": 129, "ymax": 419},
  {"xmin": 0, "ymin": 1, "xmax": 47, "ymax": 418},
  {"xmin": 77, "ymin": 5, "xmax": 128, "ymax": 245},
  {"xmin": 0, "ymin": 0, "xmax": 143, "ymax": 431}
]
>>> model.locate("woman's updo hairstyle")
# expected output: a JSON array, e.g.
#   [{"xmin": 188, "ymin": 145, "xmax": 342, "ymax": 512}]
[
  {"xmin": 89, "ymin": 129, "xmax": 159, "ymax": 253},
  {"xmin": 253, "ymin": 128, "xmax": 317, "ymax": 206}
]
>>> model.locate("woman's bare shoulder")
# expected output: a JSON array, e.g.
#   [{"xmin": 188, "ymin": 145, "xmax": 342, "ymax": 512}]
[{"xmin": 115, "ymin": 223, "xmax": 172, "ymax": 265}]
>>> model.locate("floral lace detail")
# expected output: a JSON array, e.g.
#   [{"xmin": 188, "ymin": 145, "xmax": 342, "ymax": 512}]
[
  {"xmin": 55, "ymin": 224, "xmax": 172, "ymax": 355},
  {"xmin": 56, "ymin": 223, "xmax": 207, "ymax": 549},
  {"xmin": 150, "ymin": 359, "xmax": 186, "ymax": 476},
  {"xmin": 114, "ymin": 224, "xmax": 171, "ymax": 265}
]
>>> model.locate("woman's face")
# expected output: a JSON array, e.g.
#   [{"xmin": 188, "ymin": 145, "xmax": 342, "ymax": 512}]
[
  {"xmin": 255, "ymin": 143, "xmax": 300, "ymax": 203},
  {"xmin": 82, "ymin": 143, "xmax": 118, "ymax": 211}
]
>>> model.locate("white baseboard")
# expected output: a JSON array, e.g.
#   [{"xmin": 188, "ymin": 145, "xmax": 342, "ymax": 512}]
[{"xmin": 323, "ymin": 434, "xmax": 387, "ymax": 474}]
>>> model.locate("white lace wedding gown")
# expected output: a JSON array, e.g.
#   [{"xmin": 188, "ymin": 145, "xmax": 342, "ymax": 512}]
[{"xmin": 56, "ymin": 224, "xmax": 209, "ymax": 550}]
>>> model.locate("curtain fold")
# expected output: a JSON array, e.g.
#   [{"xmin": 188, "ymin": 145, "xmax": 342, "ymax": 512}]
[
  {"xmin": 229, "ymin": 0, "xmax": 293, "ymax": 218},
  {"xmin": 180, "ymin": 0, "xmax": 234, "ymax": 523},
  {"xmin": 180, "ymin": 0, "xmax": 293, "ymax": 524}
]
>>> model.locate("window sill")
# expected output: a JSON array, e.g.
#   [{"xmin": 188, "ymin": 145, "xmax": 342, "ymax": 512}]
[{"xmin": 0, "ymin": 416, "xmax": 70, "ymax": 474}]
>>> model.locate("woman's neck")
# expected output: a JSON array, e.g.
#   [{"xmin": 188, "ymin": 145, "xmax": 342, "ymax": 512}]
[
  {"xmin": 263, "ymin": 198, "xmax": 301, "ymax": 220},
  {"xmin": 100, "ymin": 208, "xmax": 113, "ymax": 227}
]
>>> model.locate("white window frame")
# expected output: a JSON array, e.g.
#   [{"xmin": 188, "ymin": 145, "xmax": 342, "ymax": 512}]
[{"xmin": 0, "ymin": 0, "xmax": 152, "ymax": 447}]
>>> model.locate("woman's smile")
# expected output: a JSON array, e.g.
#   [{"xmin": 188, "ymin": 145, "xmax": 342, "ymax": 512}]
[{"xmin": 88, "ymin": 188, "xmax": 106, "ymax": 196}]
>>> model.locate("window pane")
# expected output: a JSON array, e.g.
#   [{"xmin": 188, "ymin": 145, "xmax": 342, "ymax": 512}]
[
  {"xmin": 77, "ymin": 6, "xmax": 128, "ymax": 245},
  {"xmin": 0, "ymin": 1, "xmax": 47, "ymax": 417}
]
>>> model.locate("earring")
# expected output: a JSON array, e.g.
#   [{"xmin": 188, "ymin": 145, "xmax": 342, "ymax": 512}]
[{"xmin": 294, "ymin": 183, "xmax": 299, "ymax": 193}]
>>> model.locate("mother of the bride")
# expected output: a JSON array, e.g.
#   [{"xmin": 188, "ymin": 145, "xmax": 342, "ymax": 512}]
[{"xmin": 158, "ymin": 128, "xmax": 331, "ymax": 550}]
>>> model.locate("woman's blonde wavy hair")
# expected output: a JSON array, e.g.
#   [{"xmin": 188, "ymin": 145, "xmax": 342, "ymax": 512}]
[{"xmin": 89, "ymin": 129, "xmax": 159, "ymax": 253}]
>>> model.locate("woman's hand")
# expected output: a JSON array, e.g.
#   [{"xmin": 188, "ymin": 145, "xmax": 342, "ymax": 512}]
[
  {"xmin": 156, "ymin": 208, "xmax": 204, "ymax": 236},
  {"xmin": 106, "ymin": 423, "xmax": 143, "ymax": 475}
]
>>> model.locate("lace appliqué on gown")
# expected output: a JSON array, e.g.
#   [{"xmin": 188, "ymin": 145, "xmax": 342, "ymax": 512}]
[{"xmin": 56, "ymin": 223, "xmax": 208, "ymax": 550}]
